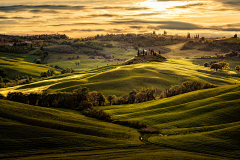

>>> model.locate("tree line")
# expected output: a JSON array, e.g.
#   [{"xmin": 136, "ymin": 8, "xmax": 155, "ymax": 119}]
[
  {"xmin": 107, "ymin": 80, "xmax": 215, "ymax": 105},
  {"xmin": 204, "ymin": 61, "xmax": 230, "ymax": 71},
  {"xmin": 5, "ymin": 87, "xmax": 146, "ymax": 129},
  {"xmin": 2, "ymin": 80, "xmax": 215, "ymax": 128},
  {"xmin": 0, "ymin": 69, "xmax": 33, "ymax": 88}
]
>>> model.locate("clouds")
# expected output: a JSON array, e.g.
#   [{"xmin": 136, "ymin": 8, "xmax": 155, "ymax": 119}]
[
  {"xmin": 210, "ymin": 23, "xmax": 240, "ymax": 31},
  {"xmin": 93, "ymin": 6, "xmax": 149, "ymax": 10},
  {"xmin": 215, "ymin": 0, "xmax": 240, "ymax": 10},
  {"xmin": 110, "ymin": 20, "xmax": 203, "ymax": 30},
  {"xmin": 0, "ymin": 5, "xmax": 85, "ymax": 12},
  {"xmin": 0, "ymin": 4, "xmax": 149, "ymax": 13},
  {"xmin": 129, "ymin": 26, "xmax": 143, "ymax": 29},
  {"xmin": 63, "ymin": 29, "xmax": 105, "ymax": 32},
  {"xmin": 0, "ymin": 0, "xmax": 239, "ymax": 37},
  {"xmin": 0, "ymin": 20, "xmax": 18, "ymax": 24},
  {"xmin": 156, "ymin": 0, "xmax": 240, "ymax": 10},
  {"xmin": 171, "ymin": 2, "xmax": 205, "ymax": 9}
]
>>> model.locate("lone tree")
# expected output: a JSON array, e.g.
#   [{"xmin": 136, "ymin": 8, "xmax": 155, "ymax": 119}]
[
  {"xmin": 204, "ymin": 62, "xmax": 210, "ymax": 67},
  {"xmin": 107, "ymin": 95, "xmax": 117, "ymax": 105},
  {"xmin": 0, "ymin": 69, "xmax": 7, "ymax": 78},
  {"xmin": 210, "ymin": 63, "xmax": 222, "ymax": 71},
  {"xmin": 3, "ymin": 78, "xmax": 10, "ymax": 85},
  {"xmin": 236, "ymin": 65, "xmax": 240, "ymax": 72},
  {"xmin": 0, "ymin": 76, "xmax": 3, "ymax": 83}
]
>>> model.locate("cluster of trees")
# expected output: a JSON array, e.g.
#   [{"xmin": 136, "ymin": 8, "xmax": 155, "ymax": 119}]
[
  {"xmin": 204, "ymin": 61, "xmax": 229, "ymax": 71},
  {"xmin": 159, "ymin": 80, "xmax": 215, "ymax": 98},
  {"xmin": 225, "ymin": 51, "xmax": 239, "ymax": 57},
  {"xmin": 0, "ymin": 46, "xmax": 29, "ymax": 54},
  {"xmin": 6, "ymin": 87, "xmax": 105, "ymax": 109},
  {"xmin": 182, "ymin": 40, "xmax": 240, "ymax": 53},
  {"xmin": 33, "ymin": 51, "xmax": 48, "ymax": 64},
  {"xmin": 0, "ymin": 69, "xmax": 10, "ymax": 88},
  {"xmin": 106, "ymin": 88, "xmax": 157, "ymax": 105},
  {"xmin": 0, "ymin": 69, "xmax": 7, "ymax": 78},
  {"xmin": 40, "ymin": 68, "xmax": 74, "ymax": 77},
  {"xmin": 79, "ymin": 50, "xmax": 106, "ymax": 57},
  {"xmin": 0, "ymin": 76, "xmax": 11, "ymax": 88},
  {"xmin": 60, "ymin": 39, "xmax": 106, "ymax": 51},
  {"xmin": 107, "ymin": 81, "xmax": 211, "ymax": 106},
  {"xmin": 5, "ymin": 87, "xmax": 147, "ymax": 129},
  {"xmin": 97, "ymin": 34, "xmax": 187, "ymax": 47},
  {"xmin": 61, "ymin": 68, "xmax": 74, "ymax": 74},
  {"xmin": 0, "ymin": 72, "xmax": 34, "ymax": 88},
  {"xmin": 193, "ymin": 51, "xmax": 239, "ymax": 59},
  {"xmin": 40, "ymin": 69, "xmax": 55, "ymax": 77},
  {"xmin": 14, "ymin": 75, "xmax": 32, "ymax": 84}
]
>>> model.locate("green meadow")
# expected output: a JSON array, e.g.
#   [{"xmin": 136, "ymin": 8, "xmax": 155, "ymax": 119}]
[
  {"xmin": 97, "ymin": 84, "xmax": 240, "ymax": 159},
  {"xmin": 1, "ymin": 41, "xmax": 240, "ymax": 159},
  {"xmin": 0, "ymin": 53, "xmax": 55, "ymax": 79},
  {"xmin": 0, "ymin": 99, "xmax": 235, "ymax": 160},
  {"xmin": 48, "ymin": 59, "xmax": 240, "ymax": 96},
  {"xmin": 0, "ymin": 99, "xmax": 141, "ymax": 158}
]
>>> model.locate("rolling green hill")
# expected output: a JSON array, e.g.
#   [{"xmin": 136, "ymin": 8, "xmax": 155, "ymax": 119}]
[
  {"xmin": 0, "ymin": 54, "xmax": 55, "ymax": 79},
  {"xmin": 48, "ymin": 59, "xmax": 240, "ymax": 97},
  {"xmin": 0, "ymin": 99, "xmax": 234, "ymax": 160},
  {"xmin": 0, "ymin": 99, "xmax": 142, "ymax": 158},
  {"xmin": 96, "ymin": 84, "xmax": 240, "ymax": 159},
  {"xmin": 1, "ymin": 46, "xmax": 240, "ymax": 159}
]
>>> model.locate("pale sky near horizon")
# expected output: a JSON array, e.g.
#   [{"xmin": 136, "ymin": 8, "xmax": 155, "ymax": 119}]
[{"xmin": 0, "ymin": 0, "xmax": 240, "ymax": 38}]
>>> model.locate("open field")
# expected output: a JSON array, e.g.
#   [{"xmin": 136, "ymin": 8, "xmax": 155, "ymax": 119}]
[
  {"xmin": 97, "ymin": 84, "xmax": 240, "ymax": 159},
  {"xmin": 163, "ymin": 43, "xmax": 220, "ymax": 58},
  {"xmin": 48, "ymin": 59, "xmax": 240, "ymax": 97},
  {"xmin": 0, "ymin": 99, "xmax": 142, "ymax": 158},
  {"xmin": 0, "ymin": 53, "xmax": 57, "ymax": 79},
  {"xmin": 0, "ymin": 99, "xmax": 236, "ymax": 160},
  {"xmin": 48, "ymin": 58, "xmax": 118, "ymax": 72},
  {"xmin": 1, "ymin": 42, "xmax": 240, "ymax": 159},
  {"xmin": 190, "ymin": 58, "xmax": 240, "ymax": 69}
]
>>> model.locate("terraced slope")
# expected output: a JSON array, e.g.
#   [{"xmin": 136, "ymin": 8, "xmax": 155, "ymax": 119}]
[
  {"xmin": 97, "ymin": 84, "xmax": 240, "ymax": 159},
  {"xmin": 0, "ymin": 99, "xmax": 142, "ymax": 158}
]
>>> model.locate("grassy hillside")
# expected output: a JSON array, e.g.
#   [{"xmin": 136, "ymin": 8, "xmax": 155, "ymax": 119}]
[
  {"xmin": 0, "ymin": 99, "xmax": 233, "ymax": 160},
  {"xmin": 191, "ymin": 58, "xmax": 240, "ymax": 70},
  {"xmin": 49, "ymin": 64, "xmax": 188, "ymax": 96},
  {"xmin": 0, "ymin": 99, "xmax": 142, "ymax": 158},
  {"xmin": 49, "ymin": 59, "xmax": 240, "ymax": 97},
  {"xmin": 163, "ymin": 43, "xmax": 218, "ymax": 59},
  {"xmin": 96, "ymin": 84, "xmax": 240, "ymax": 158},
  {"xmin": 0, "ymin": 53, "xmax": 56, "ymax": 79}
]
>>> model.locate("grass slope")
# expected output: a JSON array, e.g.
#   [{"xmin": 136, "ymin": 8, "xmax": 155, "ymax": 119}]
[
  {"xmin": 0, "ymin": 99, "xmax": 141, "ymax": 158},
  {"xmin": 0, "ymin": 55, "xmax": 55, "ymax": 79},
  {"xmin": 0, "ymin": 100, "xmax": 230, "ymax": 160},
  {"xmin": 49, "ymin": 66, "xmax": 187, "ymax": 96},
  {"xmin": 96, "ymin": 84, "xmax": 240, "ymax": 159},
  {"xmin": 49, "ymin": 59, "xmax": 240, "ymax": 97}
]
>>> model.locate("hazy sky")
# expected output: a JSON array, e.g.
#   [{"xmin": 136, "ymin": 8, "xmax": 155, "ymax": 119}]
[{"xmin": 0, "ymin": 0, "xmax": 239, "ymax": 38}]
